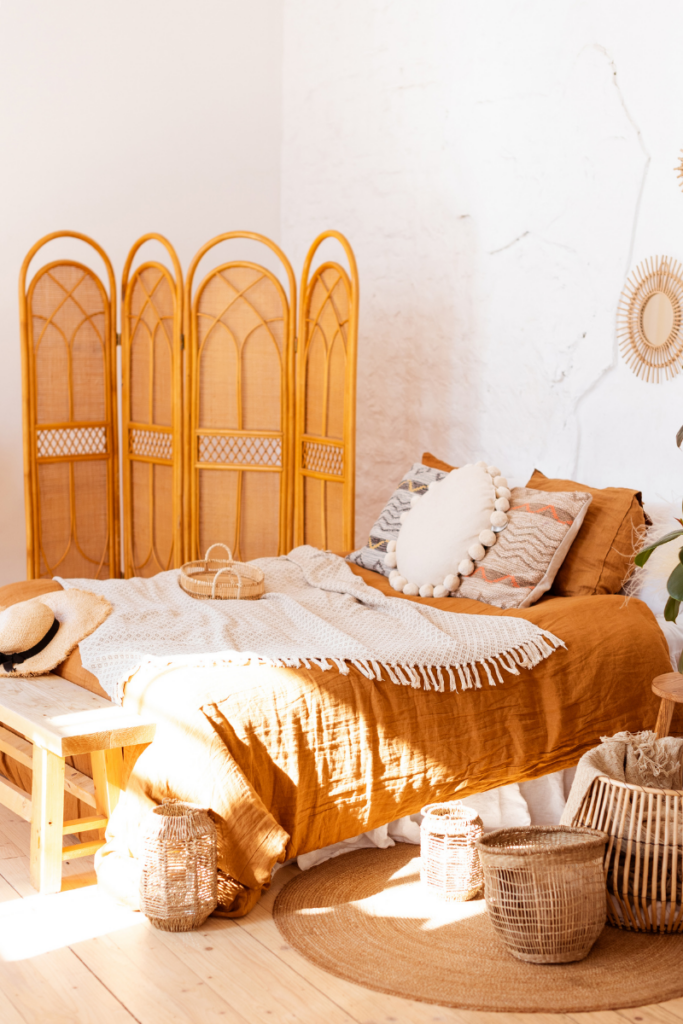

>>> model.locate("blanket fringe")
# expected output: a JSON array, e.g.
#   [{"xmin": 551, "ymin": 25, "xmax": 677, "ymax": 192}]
[{"xmin": 170, "ymin": 629, "xmax": 564, "ymax": 696}]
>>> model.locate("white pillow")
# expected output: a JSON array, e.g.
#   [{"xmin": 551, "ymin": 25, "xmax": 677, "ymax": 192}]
[{"xmin": 389, "ymin": 462, "xmax": 510, "ymax": 598}]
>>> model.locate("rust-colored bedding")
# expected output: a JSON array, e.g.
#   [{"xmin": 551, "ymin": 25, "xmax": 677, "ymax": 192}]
[{"xmin": 0, "ymin": 569, "xmax": 676, "ymax": 916}]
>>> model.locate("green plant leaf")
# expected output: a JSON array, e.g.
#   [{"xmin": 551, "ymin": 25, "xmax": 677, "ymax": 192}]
[
  {"xmin": 677, "ymin": 425, "xmax": 683, "ymax": 449},
  {"xmin": 668, "ymin": 563, "xmax": 683, "ymax": 600},
  {"xmin": 634, "ymin": 529, "xmax": 683, "ymax": 566},
  {"xmin": 665, "ymin": 597, "xmax": 681, "ymax": 622}
]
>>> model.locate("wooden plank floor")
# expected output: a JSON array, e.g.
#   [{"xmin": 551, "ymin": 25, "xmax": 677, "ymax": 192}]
[{"xmin": 0, "ymin": 801, "xmax": 681, "ymax": 1024}]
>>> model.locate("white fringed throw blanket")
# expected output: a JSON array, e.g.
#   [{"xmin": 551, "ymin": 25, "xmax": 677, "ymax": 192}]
[{"xmin": 59, "ymin": 546, "xmax": 564, "ymax": 701}]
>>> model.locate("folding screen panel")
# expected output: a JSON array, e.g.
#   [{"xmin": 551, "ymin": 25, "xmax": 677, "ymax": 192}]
[
  {"xmin": 121, "ymin": 235, "xmax": 183, "ymax": 577},
  {"xmin": 294, "ymin": 231, "xmax": 359, "ymax": 553},
  {"xmin": 19, "ymin": 232, "xmax": 119, "ymax": 579},
  {"xmin": 184, "ymin": 233, "xmax": 296, "ymax": 561}
]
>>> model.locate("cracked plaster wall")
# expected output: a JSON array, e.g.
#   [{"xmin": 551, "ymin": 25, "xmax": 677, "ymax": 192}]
[{"xmin": 282, "ymin": 0, "xmax": 683, "ymax": 544}]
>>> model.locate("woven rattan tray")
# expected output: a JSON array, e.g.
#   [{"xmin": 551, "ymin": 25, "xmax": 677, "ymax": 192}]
[{"xmin": 179, "ymin": 544, "xmax": 264, "ymax": 601}]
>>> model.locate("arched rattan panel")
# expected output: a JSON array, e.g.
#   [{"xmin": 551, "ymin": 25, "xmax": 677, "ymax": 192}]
[
  {"xmin": 294, "ymin": 232, "xmax": 358, "ymax": 553},
  {"xmin": 121, "ymin": 235, "xmax": 183, "ymax": 577},
  {"xmin": 19, "ymin": 232, "xmax": 119, "ymax": 579},
  {"xmin": 184, "ymin": 233, "xmax": 296, "ymax": 561}
]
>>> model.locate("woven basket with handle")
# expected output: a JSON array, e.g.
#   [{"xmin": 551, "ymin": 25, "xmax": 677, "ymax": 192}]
[{"xmin": 179, "ymin": 543, "xmax": 264, "ymax": 601}]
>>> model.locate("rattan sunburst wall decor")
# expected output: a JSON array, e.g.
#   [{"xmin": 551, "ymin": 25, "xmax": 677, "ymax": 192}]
[{"xmin": 617, "ymin": 255, "xmax": 683, "ymax": 382}]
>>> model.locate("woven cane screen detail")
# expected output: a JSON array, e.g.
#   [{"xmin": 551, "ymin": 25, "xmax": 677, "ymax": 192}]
[
  {"xmin": 131, "ymin": 461, "xmax": 174, "ymax": 576},
  {"xmin": 130, "ymin": 428, "xmax": 173, "ymax": 461},
  {"xmin": 302, "ymin": 440, "xmax": 343, "ymax": 477},
  {"xmin": 198, "ymin": 434, "xmax": 282, "ymax": 467},
  {"xmin": 28, "ymin": 261, "xmax": 114, "ymax": 579},
  {"xmin": 193, "ymin": 264, "xmax": 287, "ymax": 559},
  {"xmin": 37, "ymin": 426, "xmax": 107, "ymax": 459}
]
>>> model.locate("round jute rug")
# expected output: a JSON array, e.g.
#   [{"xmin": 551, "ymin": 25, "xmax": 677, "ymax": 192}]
[{"xmin": 273, "ymin": 844, "xmax": 683, "ymax": 1013}]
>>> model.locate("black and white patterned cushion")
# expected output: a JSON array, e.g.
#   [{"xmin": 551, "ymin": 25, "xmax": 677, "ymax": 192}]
[{"xmin": 346, "ymin": 463, "xmax": 447, "ymax": 576}]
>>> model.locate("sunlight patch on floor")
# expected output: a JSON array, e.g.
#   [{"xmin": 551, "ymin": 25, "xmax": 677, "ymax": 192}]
[{"xmin": 0, "ymin": 883, "xmax": 144, "ymax": 961}]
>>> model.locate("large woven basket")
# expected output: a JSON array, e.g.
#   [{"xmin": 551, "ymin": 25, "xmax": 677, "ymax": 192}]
[
  {"xmin": 477, "ymin": 825, "xmax": 608, "ymax": 964},
  {"xmin": 179, "ymin": 543, "xmax": 264, "ymax": 601},
  {"xmin": 139, "ymin": 800, "xmax": 218, "ymax": 932},
  {"xmin": 420, "ymin": 802, "xmax": 484, "ymax": 901},
  {"xmin": 571, "ymin": 774, "xmax": 683, "ymax": 933}
]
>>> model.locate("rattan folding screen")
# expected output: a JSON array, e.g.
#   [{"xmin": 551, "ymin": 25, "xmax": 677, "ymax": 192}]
[
  {"xmin": 20, "ymin": 230, "xmax": 358, "ymax": 579},
  {"xmin": 184, "ymin": 233, "xmax": 296, "ymax": 562},
  {"xmin": 20, "ymin": 232, "xmax": 120, "ymax": 580},
  {"xmin": 121, "ymin": 235, "xmax": 183, "ymax": 577},
  {"xmin": 294, "ymin": 231, "xmax": 358, "ymax": 553}
]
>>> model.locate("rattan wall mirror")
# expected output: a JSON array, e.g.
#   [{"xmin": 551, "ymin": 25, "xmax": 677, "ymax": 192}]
[{"xmin": 617, "ymin": 255, "xmax": 683, "ymax": 382}]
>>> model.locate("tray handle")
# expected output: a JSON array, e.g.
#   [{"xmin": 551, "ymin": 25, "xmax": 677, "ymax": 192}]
[
  {"xmin": 204, "ymin": 543, "xmax": 233, "ymax": 565},
  {"xmin": 211, "ymin": 565, "xmax": 243, "ymax": 600}
]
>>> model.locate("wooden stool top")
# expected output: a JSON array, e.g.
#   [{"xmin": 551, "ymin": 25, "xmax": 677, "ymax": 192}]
[
  {"xmin": 652, "ymin": 672, "xmax": 683, "ymax": 704},
  {"xmin": 0, "ymin": 672, "xmax": 155, "ymax": 757}
]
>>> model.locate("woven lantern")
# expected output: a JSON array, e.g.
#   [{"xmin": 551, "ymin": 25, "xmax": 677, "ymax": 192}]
[
  {"xmin": 420, "ymin": 802, "xmax": 484, "ymax": 901},
  {"xmin": 139, "ymin": 800, "xmax": 218, "ymax": 932},
  {"xmin": 477, "ymin": 825, "xmax": 608, "ymax": 964}
]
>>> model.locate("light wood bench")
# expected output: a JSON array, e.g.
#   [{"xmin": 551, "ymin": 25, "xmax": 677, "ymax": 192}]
[{"xmin": 0, "ymin": 672, "xmax": 155, "ymax": 894}]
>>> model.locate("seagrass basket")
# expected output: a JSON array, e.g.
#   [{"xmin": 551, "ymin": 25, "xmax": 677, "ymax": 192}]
[
  {"xmin": 179, "ymin": 543, "xmax": 264, "ymax": 601},
  {"xmin": 571, "ymin": 774, "xmax": 683, "ymax": 932},
  {"xmin": 420, "ymin": 803, "xmax": 484, "ymax": 901},
  {"xmin": 477, "ymin": 825, "xmax": 608, "ymax": 963},
  {"xmin": 139, "ymin": 800, "xmax": 218, "ymax": 932}
]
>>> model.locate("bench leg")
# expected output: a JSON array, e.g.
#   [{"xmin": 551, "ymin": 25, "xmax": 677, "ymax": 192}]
[
  {"xmin": 91, "ymin": 748, "xmax": 124, "ymax": 822},
  {"xmin": 30, "ymin": 745, "xmax": 65, "ymax": 894},
  {"xmin": 655, "ymin": 696, "xmax": 676, "ymax": 739}
]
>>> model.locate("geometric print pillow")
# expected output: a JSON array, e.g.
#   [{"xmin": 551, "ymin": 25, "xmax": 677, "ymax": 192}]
[
  {"xmin": 456, "ymin": 487, "xmax": 593, "ymax": 609},
  {"xmin": 347, "ymin": 463, "xmax": 447, "ymax": 576}
]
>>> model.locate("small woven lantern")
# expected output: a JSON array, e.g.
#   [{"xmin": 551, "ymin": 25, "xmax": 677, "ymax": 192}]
[
  {"xmin": 477, "ymin": 825, "xmax": 608, "ymax": 964},
  {"xmin": 420, "ymin": 802, "xmax": 484, "ymax": 901},
  {"xmin": 139, "ymin": 800, "xmax": 218, "ymax": 932}
]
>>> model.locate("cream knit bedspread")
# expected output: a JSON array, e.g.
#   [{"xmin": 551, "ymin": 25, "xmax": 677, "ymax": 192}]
[{"xmin": 58, "ymin": 546, "xmax": 563, "ymax": 700}]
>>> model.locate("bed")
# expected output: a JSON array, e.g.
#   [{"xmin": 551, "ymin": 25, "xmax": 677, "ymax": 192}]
[{"xmin": 0, "ymin": 564, "xmax": 675, "ymax": 916}]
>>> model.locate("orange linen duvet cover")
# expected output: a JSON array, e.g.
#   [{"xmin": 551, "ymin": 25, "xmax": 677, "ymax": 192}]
[{"xmin": 0, "ymin": 570, "xmax": 675, "ymax": 916}]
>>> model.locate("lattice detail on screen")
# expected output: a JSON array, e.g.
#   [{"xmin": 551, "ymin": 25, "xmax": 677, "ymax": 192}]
[
  {"xmin": 302, "ymin": 440, "xmax": 343, "ymax": 477},
  {"xmin": 198, "ymin": 434, "xmax": 282, "ymax": 467},
  {"xmin": 130, "ymin": 428, "xmax": 173, "ymax": 461},
  {"xmin": 37, "ymin": 426, "xmax": 107, "ymax": 459}
]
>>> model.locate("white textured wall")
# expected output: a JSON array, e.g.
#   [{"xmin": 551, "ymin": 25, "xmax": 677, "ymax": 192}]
[
  {"xmin": 281, "ymin": 1, "xmax": 683, "ymax": 545},
  {"xmin": 0, "ymin": 0, "xmax": 282, "ymax": 584}
]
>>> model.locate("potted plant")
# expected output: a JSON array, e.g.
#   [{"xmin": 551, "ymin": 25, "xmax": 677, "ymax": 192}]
[{"xmin": 634, "ymin": 426, "xmax": 683, "ymax": 662}]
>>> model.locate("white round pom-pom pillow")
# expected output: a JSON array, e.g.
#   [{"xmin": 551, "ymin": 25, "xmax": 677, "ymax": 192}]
[{"xmin": 395, "ymin": 463, "xmax": 505, "ymax": 590}]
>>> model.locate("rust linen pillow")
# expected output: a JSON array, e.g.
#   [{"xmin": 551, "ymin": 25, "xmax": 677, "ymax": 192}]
[
  {"xmin": 421, "ymin": 451, "xmax": 456, "ymax": 473},
  {"xmin": 457, "ymin": 486, "xmax": 592, "ymax": 609},
  {"xmin": 526, "ymin": 469, "xmax": 647, "ymax": 597}
]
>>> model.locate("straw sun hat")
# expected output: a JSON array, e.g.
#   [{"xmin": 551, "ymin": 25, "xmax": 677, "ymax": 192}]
[{"xmin": 0, "ymin": 589, "xmax": 112, "ymax": 677}]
